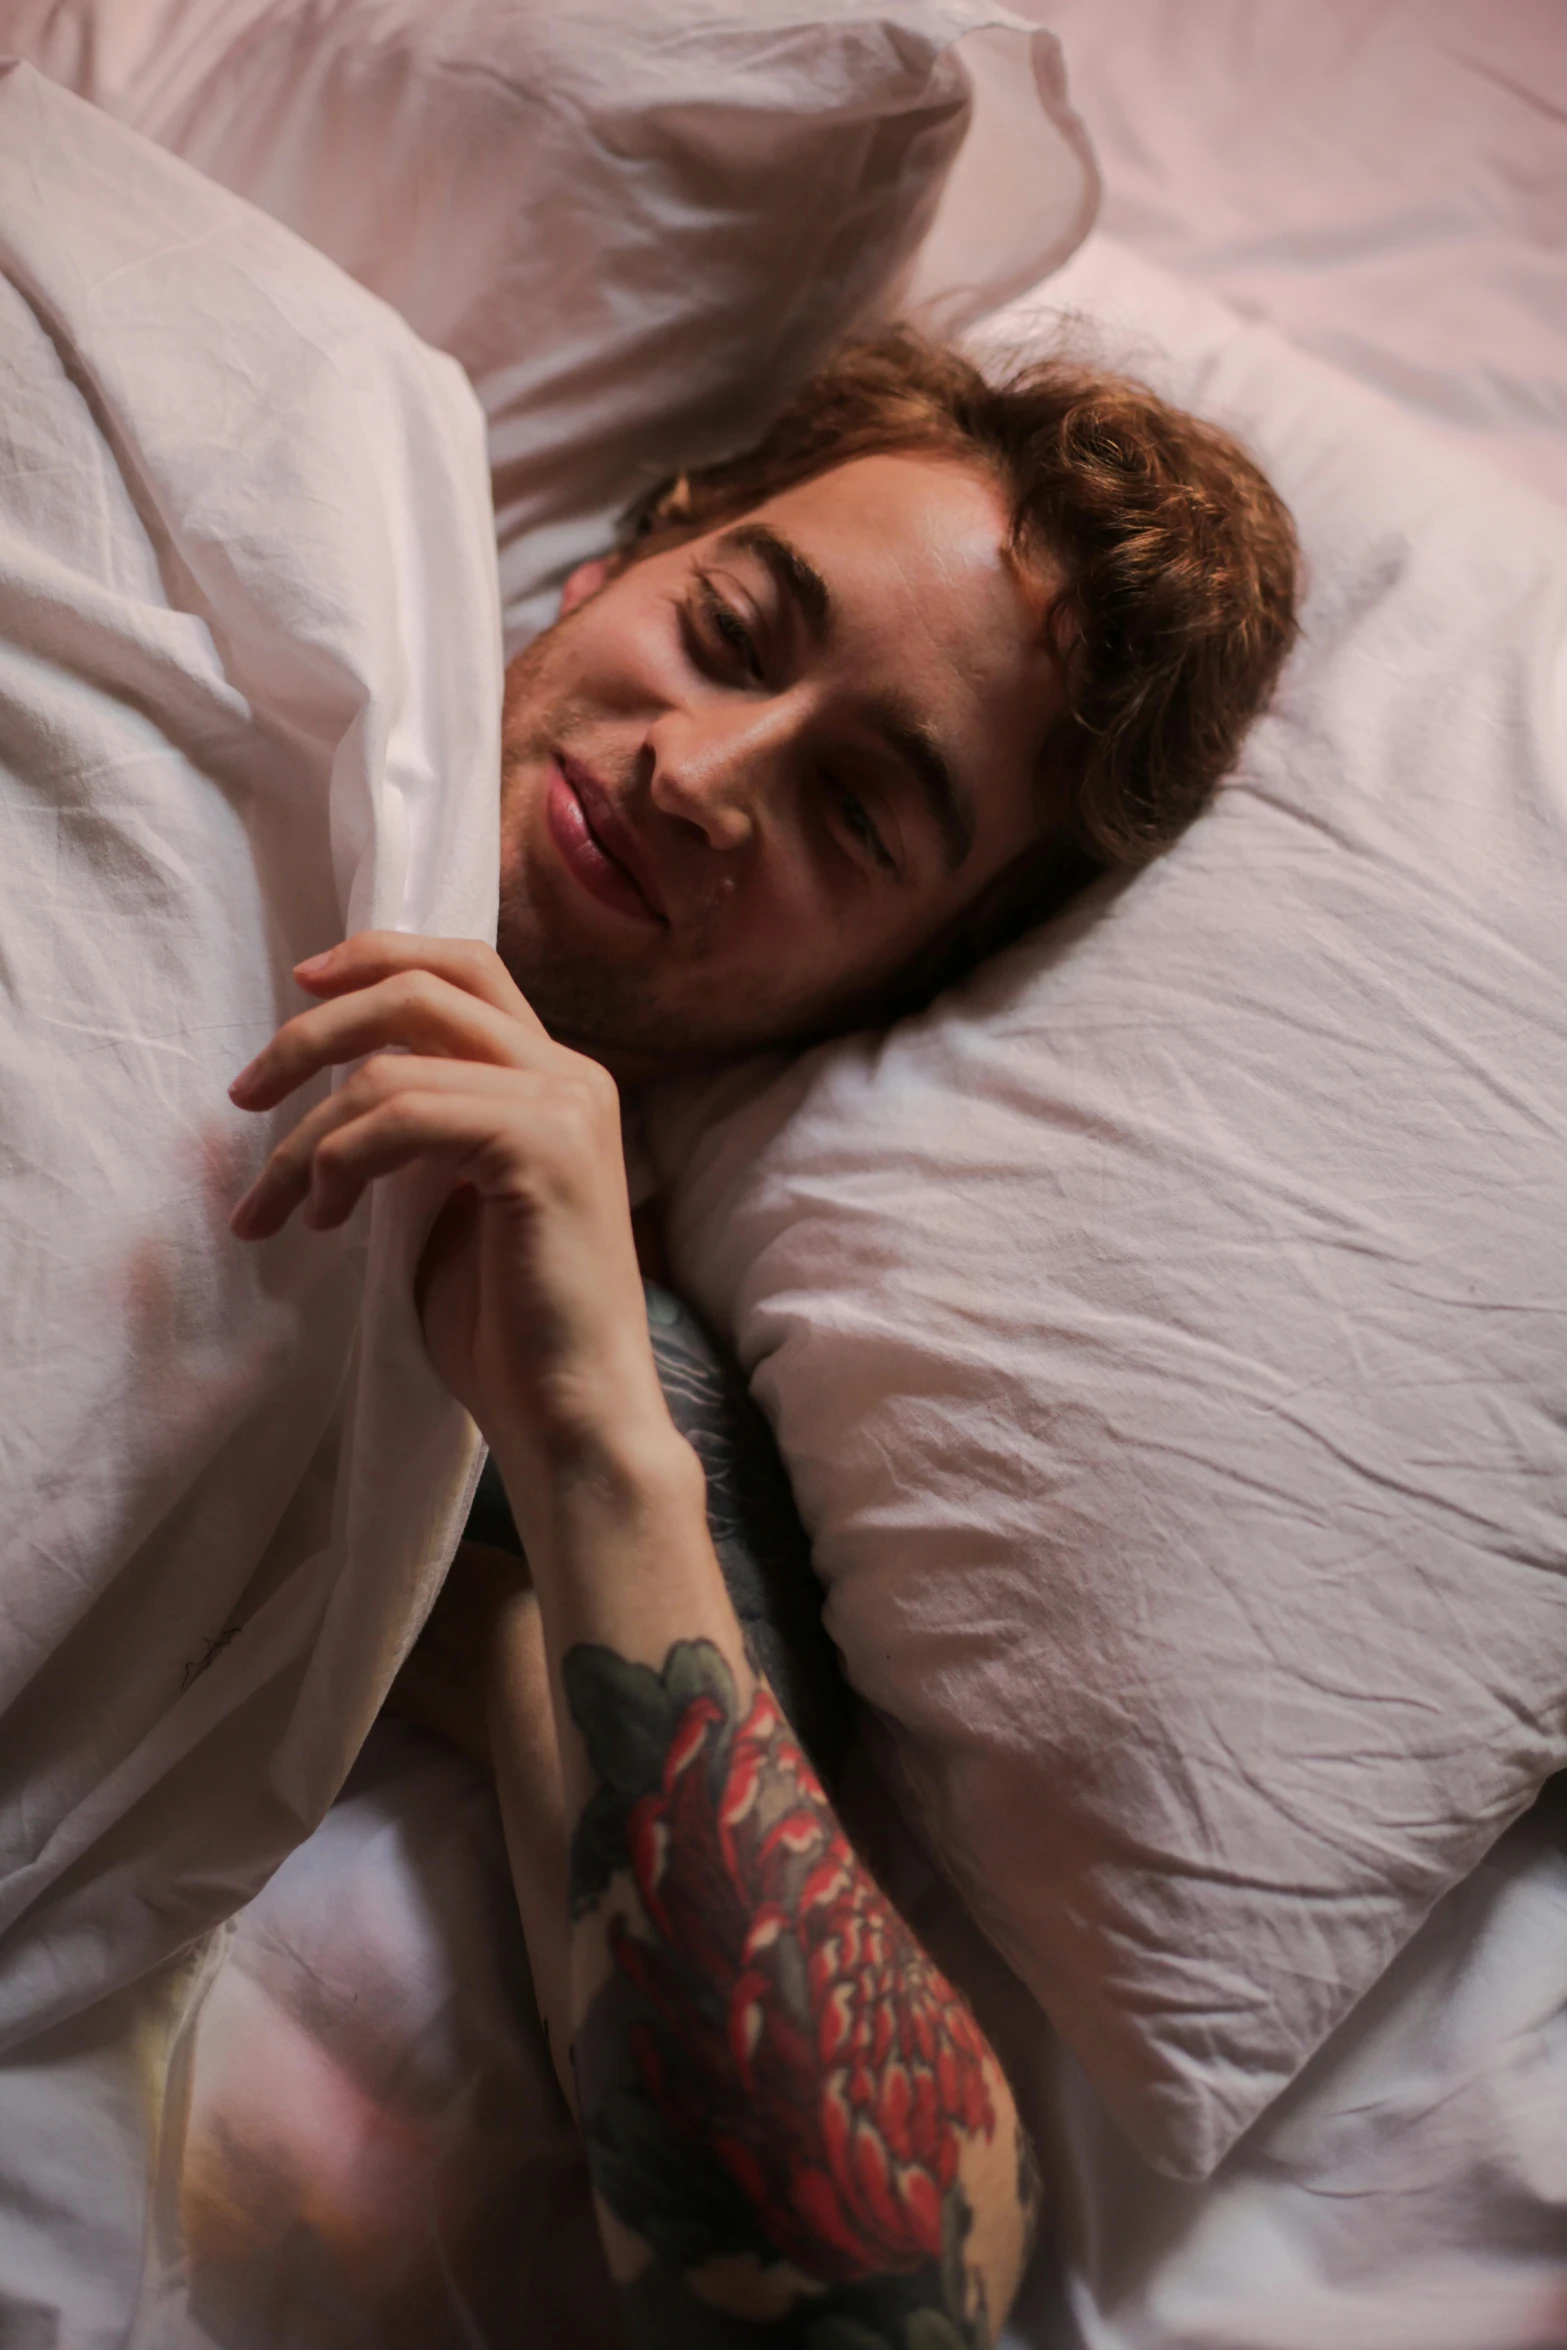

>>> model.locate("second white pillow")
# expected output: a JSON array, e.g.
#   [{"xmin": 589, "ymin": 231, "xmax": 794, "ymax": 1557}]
[
  {"xmin": 5, "ymin": 0, "xmax": 1098, "ymax": 647},
  {"xmin": 647, "ymin": 238, "xmax": 1567, "ymax": 2181}
]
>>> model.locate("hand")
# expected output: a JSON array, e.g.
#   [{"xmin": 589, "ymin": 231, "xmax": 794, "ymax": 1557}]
[{"xmin": 227, "ymin": 934, "xmax": 670, "ymax": 1476}]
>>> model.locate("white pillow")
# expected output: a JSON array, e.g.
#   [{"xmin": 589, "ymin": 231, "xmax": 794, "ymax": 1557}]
[
  {"xmin": 1034, "ymin": 0, "xmax": 1567, "ymax": 510},
  {"xmin": 3, "ymin": 0, "xmax": 1097, "ymax": 650},
  {"xmin": 645, "ymin": 237, "xmax": 1567, "ymax": 2182}
]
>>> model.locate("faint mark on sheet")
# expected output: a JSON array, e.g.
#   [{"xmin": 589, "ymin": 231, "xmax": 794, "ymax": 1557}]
[{"xmin": 182, "ymin": 1623, "xmax": 242, "ymax": 1691}]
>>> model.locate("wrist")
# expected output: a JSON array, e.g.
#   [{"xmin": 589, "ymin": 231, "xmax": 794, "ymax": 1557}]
[
  {"xmin": 490, "ymin": 1401, "xmax": 706, "ymax": 1574},
  {"xmin": 475, "ymin": 1316, "xmax": 674, "ymax": 1480}
]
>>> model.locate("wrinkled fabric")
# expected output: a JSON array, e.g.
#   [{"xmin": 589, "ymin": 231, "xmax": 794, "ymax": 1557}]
[
  {"xmin": 170, "ymin": 1278, "xmax": 853, "ymax": 2348},
  {"xmin": 1035, "ymin": 0, "xmax": 1567, "ymax": 509},
  {"xmin": 648, "ymin": 235, "xmax": 1567, "ymax": 2186},
  {"xmin": 2, "ymin": 7, "xmax": 1564, "ymax": 2343},
  {"xmin": 0, "ymin": 0, "xmax": 1099, "ymax": 650},
  {"xmin": 1012, "ymin": 1788, "xmax": 1567, "ymax": 2350},
  {"xmin": 126, "ymin": 1733, "xmax": 1567, "ymax": 2350},
  {"xmin": 175, "ymin": 1724, "xmax": 613, "ymax": 2350},
  {"xmin": 45, "ymin": 11, "xmax": 1559, "ymax": 2346},
  {"xmin": 0, "ymin": 63, "xmax": 499, "ymax": 2333}
]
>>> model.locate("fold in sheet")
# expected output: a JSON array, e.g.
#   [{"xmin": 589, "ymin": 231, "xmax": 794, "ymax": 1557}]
[{"xmin": 0, "ymin": 61, "xmax": 501, "ymax": 2334}]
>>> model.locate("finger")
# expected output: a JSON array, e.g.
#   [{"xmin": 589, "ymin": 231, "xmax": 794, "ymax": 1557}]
[
  {"xmin": 230, "ymin": 1056, "xmax": 528, "ymax": 1238},
  {"xmin": 294, "ymin": 933, "xmax": 540, "ymax": 1030},
  {"xmin": 230, "ymin": 968, "xmax": 553, "ymax": 1111},
  {"xmin": 296, "ymin": 1089, "xmax": 533, "ymax": 1235}
]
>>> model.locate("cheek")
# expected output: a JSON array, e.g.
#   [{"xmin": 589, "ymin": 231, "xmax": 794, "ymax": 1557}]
[
  {"xmin": 566, "ymin": 594, "xmax": 690, "ymax": 716},
  {"xmin": 721, "ymin": 889, "xmax": 923, "ymax": 1016}
]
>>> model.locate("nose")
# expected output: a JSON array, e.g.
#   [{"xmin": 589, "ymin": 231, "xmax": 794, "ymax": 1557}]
[{"xmin": 646, "ymin": 694, "xmax": 801, "ymax": 852}]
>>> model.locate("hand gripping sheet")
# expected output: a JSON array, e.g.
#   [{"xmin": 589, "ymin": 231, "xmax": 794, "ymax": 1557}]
[{"xmin": 0, "ymin": 63, "xmax": 500, "ymax": 2071}]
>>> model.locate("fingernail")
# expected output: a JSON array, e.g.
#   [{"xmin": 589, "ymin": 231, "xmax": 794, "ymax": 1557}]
[
  {"xmin": 228, "ymin": 1064, "xmax": 258, "ymax": 1102},
  {"xmin": 294, "ymin": 950, "xmax": 333, "ymax": 977}
]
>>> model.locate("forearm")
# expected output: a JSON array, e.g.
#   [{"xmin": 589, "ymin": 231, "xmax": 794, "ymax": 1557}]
[
  {"xmin": 483, "ymin": 1586, "xmax": 577, "ymax": 2112},
  {"xmin": 490, "ymin": 1410, "xmax": 729, "ymax": 1685},
  {"xmin": 476, "ymin": 1418, "xmax": 742, "ymax": 2120},
  {"xmin": 227, "ymin": 933, "xmax": 1037, "ymax": 2336},
  {"xmin": 491, "ymin": 1416, "xmax": 1038, "ymax": 2349}
]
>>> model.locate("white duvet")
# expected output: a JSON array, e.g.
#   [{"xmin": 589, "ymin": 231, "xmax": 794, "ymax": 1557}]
[
  {"xmin": 0, "ymin": 63, "xmax": 500, "ymax": 2330},
  {"xmin": 3, "ymin": 5, "xmax": 1566, "ymax": 2345}
]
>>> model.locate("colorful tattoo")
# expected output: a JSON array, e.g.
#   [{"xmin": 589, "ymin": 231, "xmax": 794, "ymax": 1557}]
[{"xmin": 563, "ymin": 1638, "xmax": 1008, "ymax": 2349}]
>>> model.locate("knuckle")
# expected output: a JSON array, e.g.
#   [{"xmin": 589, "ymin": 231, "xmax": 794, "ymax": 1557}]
[
  {"xmin": 387, "ymin": 969, "xmax": 433, "ymax": 1017},
  {"xmin": 447, "ymin": 936, "xmax": 509, "ymax": 1006},
  {"xmin": 267, "ymin": 1136, "xmax": 306, "ymax": 1185},
  {"xmin": 357, "ymin": 1102, "xmax": 402, "ymax": 1154},
  {"xmin": 345, "ymin": 1056, "xmax": 398, "ymax": 1111},
  {"xmin": 575, "ymin": 1057, "xmax": 621, "ymax": 1122},
  {"xmin": 547, "ymin": 1070, "xmax": 618, "ymax": 1164},
  {"xmin": 313, "ymin": 1124, "xmax": 352, "ymax": 1173}
]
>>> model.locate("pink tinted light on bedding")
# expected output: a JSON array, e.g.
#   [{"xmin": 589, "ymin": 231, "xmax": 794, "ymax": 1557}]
[{"xmin": 1036, "ymin": 0, "xmax": 1567, "ymax": 506}]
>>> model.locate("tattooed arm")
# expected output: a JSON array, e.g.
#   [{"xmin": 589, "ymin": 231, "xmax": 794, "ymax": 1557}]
[
  {"xmin": 560, "ymin": 1637, "xmax": 1035, "ymax": 2350},
  {"xmin": 231, "ymin": 934, "xmax": 1040, "ymax": 2350}
]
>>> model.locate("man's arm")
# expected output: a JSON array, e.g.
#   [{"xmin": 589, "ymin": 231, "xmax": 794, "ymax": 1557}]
[
  {"xmin": 497, "ymin": 1418, "xmax": 1037, "ymax": 2348},
  {"xmin": 232, "ymin": 933, "xmax": 1040, "ymax": 2350}
]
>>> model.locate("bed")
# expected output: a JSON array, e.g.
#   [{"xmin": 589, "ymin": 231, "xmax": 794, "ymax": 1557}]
[{"xmin": 0, "ymin": 4, "xmax": 1564, "ymax": 2345}]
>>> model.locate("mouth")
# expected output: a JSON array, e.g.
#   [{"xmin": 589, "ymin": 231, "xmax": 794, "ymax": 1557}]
[{"xmin": 545, "ymin": 754, "xmax": 668, "ymax": 926}]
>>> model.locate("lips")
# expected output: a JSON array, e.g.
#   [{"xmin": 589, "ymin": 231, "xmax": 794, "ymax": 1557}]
[{"xmin": 546, "ymin": 755, "xmax": 667, "ymax": 925}]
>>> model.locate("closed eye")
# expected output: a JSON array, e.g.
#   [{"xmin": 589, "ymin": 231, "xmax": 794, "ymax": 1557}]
[
  {"xmin": 683, "ymin": 572, "xmax": 899, "ymax": 875},
  {"xmin": 684, "ymin": 575, "xmax": 764, "ymax": 683},
  {"xmin": 831, "ymin": 778, "xmax": 897, "ymax": 875}
]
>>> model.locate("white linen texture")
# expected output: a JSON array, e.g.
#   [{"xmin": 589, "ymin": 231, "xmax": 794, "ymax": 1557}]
[
  {"xmin": 0, "ymin": 0, "xmax": 1099, "ymax": 651},
  {"xmin": 647, "ymin": 236, "xmax": 1567, "ymax": 2184},
  {"xmin": 0, "ymin": 64, "xmax": 500, "ymax": 2066}
]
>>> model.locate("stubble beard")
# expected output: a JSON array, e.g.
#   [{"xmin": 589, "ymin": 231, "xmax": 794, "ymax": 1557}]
[{"xmin": 495, "ymin": 626, "xmax": 731, "ymax": 1073}]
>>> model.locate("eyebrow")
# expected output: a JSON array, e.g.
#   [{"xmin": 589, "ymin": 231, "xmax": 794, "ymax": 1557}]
[
  {"xmin": 716, "ymin": 521, "xmax": 977, "ymax": 874},
  {"xmin": 717, "ymin": 522, "xmax": 832, "ymax": 642}
]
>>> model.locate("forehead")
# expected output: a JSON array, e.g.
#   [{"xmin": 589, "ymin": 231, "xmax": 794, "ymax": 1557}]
[
  {"xmin": 739, "ymin": 451, "xmax": 1038, "ymax": 654},
  {"xmin": 713, "ymin": 453, "xmax": 1062, "ymax": 751},
  {"xmin": 722, "ymin": 453, "xmax": 1063, "ymax": 836}
]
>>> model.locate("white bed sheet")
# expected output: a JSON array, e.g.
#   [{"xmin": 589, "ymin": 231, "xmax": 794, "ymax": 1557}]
[
  {"xmin": 160, "ymin": 9, "xmax": 1567, "ymax": 2346},
  {"xmin": 1000, "ymin": 5, "xmax": 1567, "ymax": 2340},
  {"xmin": 0, "ymin": 64, "xmax": 500, "ymax": 2341},
  {"xmin": 8, "ymin": 4, "xmax": 1566, "ymax": 2344}
]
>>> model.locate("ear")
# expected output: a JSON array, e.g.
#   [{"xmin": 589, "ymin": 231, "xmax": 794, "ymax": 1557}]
[{"xmin": 559, "ymin": 555, "xmax": 617, "ymax": 615}]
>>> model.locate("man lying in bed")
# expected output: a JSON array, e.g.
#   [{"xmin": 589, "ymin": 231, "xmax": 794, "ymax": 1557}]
[{"xmin": 228, "ymin": 334, "xmax": 1298, "ymax": 2350}]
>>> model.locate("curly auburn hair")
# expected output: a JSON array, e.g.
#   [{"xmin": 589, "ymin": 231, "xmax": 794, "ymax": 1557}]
[{"xmin": 622, "ymin": 331, "xmax": 1300, "ymax": 1000}]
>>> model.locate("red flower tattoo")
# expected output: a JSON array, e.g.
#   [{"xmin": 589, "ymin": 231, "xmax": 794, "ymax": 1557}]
[{"xmin": 606, "ymin": 1677, "xmax": 996, "ymax": 2283}]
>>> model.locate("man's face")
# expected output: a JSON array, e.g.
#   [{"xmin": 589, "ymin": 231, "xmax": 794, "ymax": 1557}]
[{"xmin": 497, "ymin": 453, "xmax": 1063, "ymax": 1069}]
